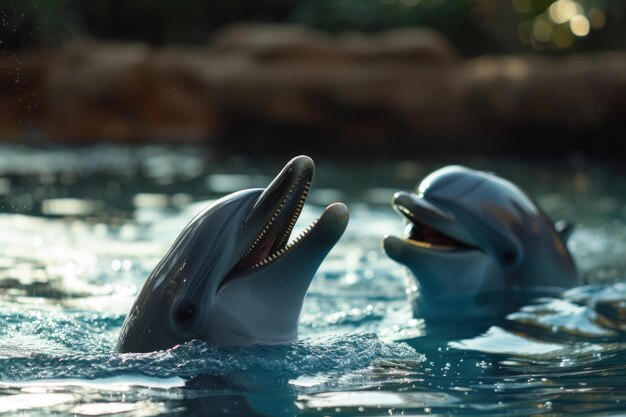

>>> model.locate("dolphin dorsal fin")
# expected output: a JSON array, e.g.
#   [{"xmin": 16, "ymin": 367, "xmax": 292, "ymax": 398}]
[{"xmin": 554, "ymin": 220, "xmax": 575, "ymax": 242}]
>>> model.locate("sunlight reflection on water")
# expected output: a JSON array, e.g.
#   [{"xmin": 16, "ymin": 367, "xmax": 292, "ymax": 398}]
[{"xmin": 0, "ymin": 146, "xmax": 625, "ymax": 416}]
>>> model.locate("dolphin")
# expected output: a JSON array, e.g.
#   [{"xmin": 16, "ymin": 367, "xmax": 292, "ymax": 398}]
[
  {"xmin": 116, "ymin": 156, "xmax": 349, "ymax": 353},
  {"xmin": 383, "ymin": 165, "xmax": 580, "ymax": 322}
]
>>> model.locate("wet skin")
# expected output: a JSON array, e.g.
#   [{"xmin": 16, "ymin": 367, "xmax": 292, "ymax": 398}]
[
  {"xmin": 116, "ymin": 156, "xmax": 349, "ymax": 353},
  {"xmin": 383, "ymin": 165, "xmax": 580, "ymax": 322}
]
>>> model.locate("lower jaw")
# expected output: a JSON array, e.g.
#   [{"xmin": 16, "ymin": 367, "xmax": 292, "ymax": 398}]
[{"xmin": 403, "ymin": 238, "xmax": 468, "ymax": 251}]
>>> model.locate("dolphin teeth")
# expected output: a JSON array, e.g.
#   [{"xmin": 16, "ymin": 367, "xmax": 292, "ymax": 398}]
[{"xmin": 242, "ymin": 175, "xmax": 317, "ymax": 270}]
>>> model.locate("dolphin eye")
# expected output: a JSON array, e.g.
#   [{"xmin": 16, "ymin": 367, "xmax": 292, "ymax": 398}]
[
  {"xmin": 501, "ymin": 250, "xmax": 517, "ymax": 267},
  {"xmin": 177, "ymin": 304, "xmax": 195, "ymax": 326}
]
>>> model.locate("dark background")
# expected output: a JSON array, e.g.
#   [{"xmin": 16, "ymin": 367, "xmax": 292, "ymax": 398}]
[
  {"xmin": 1, "ymin": 0, "xmax": 625, "ymax": 157},
  {"xmin": 3, "ymin": 0, "xmax": 624, "ymax": 54}
]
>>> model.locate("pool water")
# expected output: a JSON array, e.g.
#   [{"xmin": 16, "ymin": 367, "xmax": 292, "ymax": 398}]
[{"xmin": 0, "ymin": 145, "xmax": 625, "ymax": 416}]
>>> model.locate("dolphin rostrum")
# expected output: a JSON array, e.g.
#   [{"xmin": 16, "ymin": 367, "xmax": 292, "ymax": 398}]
[
  {"xmin": 116, "ymin": 156, "xmax": 349, "ymax": 352},
  {"xmin": 383, "ymin": 165, "xmax": 580, "ymax": 322}
]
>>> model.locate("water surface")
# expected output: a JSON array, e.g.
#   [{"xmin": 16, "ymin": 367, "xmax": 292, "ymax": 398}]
[{"xmin": 0, "ymin": 146, "xmax": 625, "ymax": 416}]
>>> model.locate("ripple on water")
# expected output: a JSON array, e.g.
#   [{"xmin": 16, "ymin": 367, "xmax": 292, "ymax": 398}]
[
  {"xmin": 0, "ymin": 331, "xmax": 421, "ymax": 383},
  {"xmin": 1, "ymin": 147, "xmax": 626, "ymax": 416}
]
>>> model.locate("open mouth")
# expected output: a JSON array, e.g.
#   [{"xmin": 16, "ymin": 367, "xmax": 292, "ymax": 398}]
[
  {"xmin": 231, "ymin": 157, "xmax": 321, "ymax": 272},
  {"xmin": 394, "ymin": 201, "xmax": 476, "ymax": 251}
]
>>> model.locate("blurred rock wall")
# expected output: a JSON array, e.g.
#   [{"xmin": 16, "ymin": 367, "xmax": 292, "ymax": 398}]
[{"xmin": 2, "ymin": 25, "xmax": 625, "ymax": 155}]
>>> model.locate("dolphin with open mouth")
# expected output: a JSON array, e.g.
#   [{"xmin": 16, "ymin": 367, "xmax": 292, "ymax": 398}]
[
  {"xmin": 116, "ymin": 156, "xmax": 348, "ymax": 353},
  {"xmin": 383, "ymin": 165, "xmax": 580, "ymax": 322}
]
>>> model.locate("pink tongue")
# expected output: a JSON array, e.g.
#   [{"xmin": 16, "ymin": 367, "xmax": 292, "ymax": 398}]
[
  {"xmin": 421, "ymin": 225, "xmax": 462, "ymax": 246},
  {"xmin": 237, "ymin": 237, "xmax": 278, "ymax": 269},
  {"xmin": 408, "ymin": 222, "xmax": 463, "ymax": 247},
  {"xmin": 255, "ymin": 239, "xmax": 275, "ymax": 261}
]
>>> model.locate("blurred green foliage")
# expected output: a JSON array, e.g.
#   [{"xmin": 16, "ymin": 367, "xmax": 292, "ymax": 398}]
[
  {"xmin": 291, "ymin": 0, "xmax": 471, "ymax": 33},
  {"xmin": 0, "ymin": 0, "xmax": 624, "ymax": 55},
  {"xmin": 504, "ymin": 0, "xmax": 618, "ymax": 51},
  {"xmin": 291, "ymin": 0, "xmax": 490, "ymax": 55}
]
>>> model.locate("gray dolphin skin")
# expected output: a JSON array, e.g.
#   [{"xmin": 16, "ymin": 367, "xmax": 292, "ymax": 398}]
[
  {"xmin": 383, "ymin": 165, "xmax": 580, "ymax": 322},
  {"xmin": 116, "ymin": 156, "xmax": 349, "ymax": 353}
]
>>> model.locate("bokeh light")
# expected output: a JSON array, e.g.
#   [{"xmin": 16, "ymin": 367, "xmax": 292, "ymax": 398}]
[
  {"xmin": 533, "ymin": 18, "xmax": 553, "ymax": 42},
  {"xmin": 570, "ymin": 15, "xmax": 590, "ymax": 37},
  {"xmin": 549, "ymin": 0, "xmax": 582, "ymax": 24},
  {"xmin": 516, "ymin": 0, "xmax": 603, "ymax": 50}
]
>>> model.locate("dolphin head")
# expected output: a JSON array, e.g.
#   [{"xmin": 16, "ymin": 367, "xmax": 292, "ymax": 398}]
[
  {"xmin": 383, "ymin": 165, "xmax": 579, "ymax": 322},
  {"xmin": 116, "ymin": 156, "xmax": 349, "ymax": 352}
]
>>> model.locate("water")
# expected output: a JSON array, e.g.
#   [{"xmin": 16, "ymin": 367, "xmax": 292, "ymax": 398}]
[{"xmin": 0, "ymin": 145, "xmax": 625, "ymax": 416}]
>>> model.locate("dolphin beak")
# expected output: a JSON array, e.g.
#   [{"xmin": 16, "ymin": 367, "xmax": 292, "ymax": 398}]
[
  {"xmin": 383, "ymin": 234, "xmax": 408, "ymax": 264},
  {"xmin": 223, "ymin": 153, "xmax": 348, "ymax": 299},
  {"xmin": 213, "ymin": 203, "xmax": 348, "ymax": 345},
  {"xmin": 275, "ymin": 202, "xmax": 349, "ymax": 294},
  {"xmin": 244, "ymin": 201, "xmax": 348, "ymax": 298},
  {"xmin": 392, "ymin": 191, "xmax": 453, "ymax": 223},
  {"xmin": 389, "ymin": 191, "xmax": 480, "ymax": 250},
  {"xmin": 384, "ymin": 234, "xmax": 499, "ymax": 297},
  {"xmin": 244, "ymin": 155, "xmax": 314, "ymax": 225}
]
